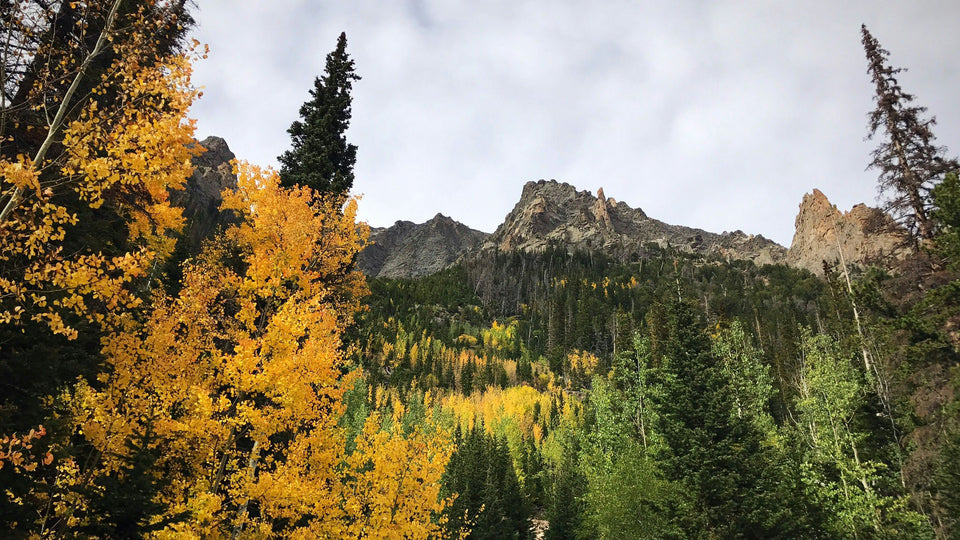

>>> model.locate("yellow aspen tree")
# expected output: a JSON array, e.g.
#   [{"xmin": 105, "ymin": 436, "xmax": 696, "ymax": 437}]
[
  {"xmin": 68, "ymin": 163, "xmax": 362, "ymax": 534},
  {"xmin": 0, "ymin": 1, "xmax": 200, "ymax": 338},
  {"xmin": 329, "ymin": 415, "xmax": 452, "ymax": 539},
  {"xmin": 65, "ymin": 164, "xmax": 453, "ymax": 537}
]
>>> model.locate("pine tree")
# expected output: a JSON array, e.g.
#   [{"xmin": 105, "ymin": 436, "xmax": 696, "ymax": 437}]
[
  {"xmin": 652, "ymin": 296, "xmax": 808, "ymax": 537},
  {"xmin": 861, "ymin": 24, "xmax": 959, "ymax": 243},
  {"xmin": 278, "ymin": 32, "xmax": 360, "ymax": 199},
  {"xmin": 442, "ymin": 424, "xmax": 529, "ymax": 540},
  {"xmin": 931, "ymin": 172, "xmax": 960, "ymax": 268}
]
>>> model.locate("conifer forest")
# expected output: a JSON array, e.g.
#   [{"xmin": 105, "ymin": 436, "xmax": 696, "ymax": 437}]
[{"xmin": 1, "ymin": 2, "xmax": 960, "ymax": 538}]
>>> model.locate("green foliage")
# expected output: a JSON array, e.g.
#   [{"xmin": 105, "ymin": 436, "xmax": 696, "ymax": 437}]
[
  {"xmin": 580, "ymin": 444, "xmax": 676, "ymax": 540},
  {"xmin": 712, "ymin": 320, "xmax": 777, "ymax": 436},
  {"xmin": 442, "ymin": 424, "xmax": 530, "ymax": 540},
  {"xmin": 651, "ymin": 295, "xmax": 808, "ymax": 537},
  {"xmin": 612, "ymin": 334, "xmax": 664, "ymax": 451},
  {"xmin": 793, "ymin": 328, "xmax": 932, "ymax": 538},
  {"xmin": 544, "ymin": 435, "xmax": 587, "ymax": 540},
  {"xmin": 278, "ymin": 32, "xmax": 360, "ymax": 197},
  {"xmin": 578, "ymin": 376, "xmax": 678, "ymax": 539},
  {"xmin": 933, "ymin": 430, "xmax": 960, "ymax": 538},
  {"xmin": 932, "ymin": 172, "xmax": 960, "ymax": 269}
]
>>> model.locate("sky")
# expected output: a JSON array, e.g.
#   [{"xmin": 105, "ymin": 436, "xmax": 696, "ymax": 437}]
[{"xmin": 188, "ymin": 1, "xmax": 960, "ymax": 247}]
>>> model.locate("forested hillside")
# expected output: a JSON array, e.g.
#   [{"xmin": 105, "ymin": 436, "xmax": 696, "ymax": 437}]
[
  {"xmin": 355, "ymin": 236, "xmax": 958, "ymax": 538},
  {"xmin": 0, "ymin": 3, "xmax": 958, "ymax": 539}
]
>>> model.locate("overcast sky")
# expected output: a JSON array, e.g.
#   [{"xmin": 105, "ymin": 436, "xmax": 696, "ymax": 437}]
[{"xmin": 188, "ymin": 1, "xmax": 960, "ymax": 247}]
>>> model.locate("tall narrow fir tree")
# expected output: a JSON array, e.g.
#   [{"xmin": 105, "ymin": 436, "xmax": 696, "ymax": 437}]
[
  {"xmin": 861, "ymin": 25, "xmax": 958, "ymax": 243},
  {"xmin": 279, "ymin": 32, "xmax": 360, "ymax": 199}
]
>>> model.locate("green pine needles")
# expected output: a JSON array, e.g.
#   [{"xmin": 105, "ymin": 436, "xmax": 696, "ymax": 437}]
[{"xmin": 279, "ymin": 32, "xmax": 360, "ymax": 200}]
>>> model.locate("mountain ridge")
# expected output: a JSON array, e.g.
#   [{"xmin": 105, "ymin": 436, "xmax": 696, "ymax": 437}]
[
  {"xmin": 357, "ymin": 180, "xmax": 905, "ymax": 279},
  {"xmin": 358, "ymin": 213, "xmax": 489, "ymax": 278},
  {"xmin": 184, "ymin": 137, "xmax": 903, "ymax": 279}
]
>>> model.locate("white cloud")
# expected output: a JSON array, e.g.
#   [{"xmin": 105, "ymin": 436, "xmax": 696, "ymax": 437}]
[{"xmin": 189, "ymin": 0, "xmax": 960, "ymax": 246}]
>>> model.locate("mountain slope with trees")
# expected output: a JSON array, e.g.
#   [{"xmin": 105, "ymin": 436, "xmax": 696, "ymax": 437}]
[{"xmin": 1, "ymin": 12, "xmax": 958, "ymax": 540}]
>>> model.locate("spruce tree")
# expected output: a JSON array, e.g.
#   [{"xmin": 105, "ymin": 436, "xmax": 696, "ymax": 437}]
[
  {"xmin": 861, "ymin": 25, "xmax": 958, "ymax": 243},
  {"xmin": 652, "ymin": 295, "xmax": 808, "ymax": 537},
  {"xmin": 279, "ymin": 32, "xmax": 360, "ymax": 199}
]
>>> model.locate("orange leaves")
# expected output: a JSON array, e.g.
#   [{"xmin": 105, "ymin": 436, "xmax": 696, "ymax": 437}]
[{"xmin": 0, "ymin": 425, "xmax": 53, "ymax": 473}]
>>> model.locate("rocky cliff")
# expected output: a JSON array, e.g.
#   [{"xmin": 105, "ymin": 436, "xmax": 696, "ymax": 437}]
[
  {"xmin": 485, "ymin": 180, "xmax": 787, "ymax": 265},
  {"xmin": 358, "ymin": 214, "xmax": 489, "ymax": 278},
  {"xmin": 171, "ymin": 136, "xmax": 238, "ymax": 254},
  {"xmin": 180, "ymin": 138, "xmax": 904, "ymax": 280},
  {"xmin": 785, "ymin": 189, "xmax": 910, "ymax": 275}
]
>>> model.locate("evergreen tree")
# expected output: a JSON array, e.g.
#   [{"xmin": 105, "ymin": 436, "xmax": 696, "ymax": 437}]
[
  {"xmin": 931, "ymin": 172, "xmax": 960, "ymax": 268},
  {"xmin": 652, "ymin": 295, "xmax": 806, "ymax": 537},
  {"xmin": 77, "ymin": 424, "xmax": 187, "ymax": 539},
  {"xmin": 278, "ymin": 32, "xmax": 360, "ymax": 199},
  {"xmin": 442, "ymin": 424, "xmax": 529, "ymax": 540},
  {"xmin": 544, "ymin": 442, "xmax": 586, "ymax": 540},
  {"xmin": 861, "ymin": 24, "xmax": 958, "ymax": 243},
  {"xmin": 933, "ymin": 431, "xmax": 960, "ymax": 539}
]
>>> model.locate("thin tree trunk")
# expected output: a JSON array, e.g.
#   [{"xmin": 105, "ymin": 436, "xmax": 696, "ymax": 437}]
[
  {"xmin": 233, "ymin": 440, "xmax": 261, "ymax": 537},
  {"xmin": 0, "ymin": 0, "xmax": 123, "ymax": 224},
  {"xmin": 831, "ymin": 217, "xmax": 872, "ymax": 374}
]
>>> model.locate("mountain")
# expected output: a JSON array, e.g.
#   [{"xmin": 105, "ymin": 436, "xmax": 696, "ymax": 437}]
[
  {"xmin": 356, "ymin": 180, "xmax": 790, "ymax": 280},
  {"xmin": 181, "ymin": 138, "xmax": 905, "ymax": 281},
  {"xmin": 785, "ymin": 188, "xmax": 911, "ymax": 275},
  {"xmin": 485, "ymin": 179, "xmax": 787, "ymax": 264},
  {"xmin": 358, "ymin": 214, "xmax": 489, "ymax": 278},
  {"xmin": 171, "ymin": 136, "xmax": 238, "ymax": 255}
]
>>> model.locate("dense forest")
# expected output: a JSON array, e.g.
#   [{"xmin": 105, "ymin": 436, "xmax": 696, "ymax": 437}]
[{"xmin": 1, "ymin": 2, "xmax": 959, "ymax": 539}]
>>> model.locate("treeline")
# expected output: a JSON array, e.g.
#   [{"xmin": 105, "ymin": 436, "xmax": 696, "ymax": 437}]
[{"xmin": 358, "ymin": 238, "xmax": 958, "ymax": 537}]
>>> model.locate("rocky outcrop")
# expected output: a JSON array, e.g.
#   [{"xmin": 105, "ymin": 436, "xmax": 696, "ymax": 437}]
[
  {"xmin": 785, "ymin": 189, "xmax": 910, "ymax": 275},
  {"xmin": 174, "ymin": 141, "xmax": 905, "ymax": 281},
  {"xmin": 485, "ymin": 180, "xmax": 787, "ymax": 265},
  {"xmin": 170, "ymin": 136, "xmax": 238, "ymax": 254},
  {"xmin": 358, "ymin": 214, "xmax": 489, "ymax": 278}
]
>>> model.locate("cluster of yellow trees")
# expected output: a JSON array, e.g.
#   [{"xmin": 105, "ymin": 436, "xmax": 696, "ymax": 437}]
[{"xmin": 1, "ymin": 2, "xmax": 452, "ymax": 537}]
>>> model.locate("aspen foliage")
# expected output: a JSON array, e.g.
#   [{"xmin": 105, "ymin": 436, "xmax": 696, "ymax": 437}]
[
  {"xmin": 56, "ymin": 164, "xmax": 452, "ymax": 537},
  {"xmin": 566, "ymin": 349, "xmax": 600, "ymax": 389},
  {"xmin": 0, "ymin": 26, "xmax": 201, "ymax": 338}
]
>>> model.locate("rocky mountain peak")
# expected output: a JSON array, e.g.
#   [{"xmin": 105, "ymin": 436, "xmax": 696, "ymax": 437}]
[
  {"xmin": 192, "ymin": 136, "xmax": 235, "ymax": 170},
  {"xmin": 785, "ymin": 188, "xmax": 910, "ymax": 275},
  {"xmin": 487, "ymin": 180, "xmax": 785, "ymax": 265},
  {"xmin": 358, "ymin": 215, "xmax": 489, "ymax": 279},
  {"xmin": 170, "ymin": 136, "xmax": 239, "ymax": 255},
  {"xmin": 593, "ymin": 187, "xmax": 614, "ymax": 229},
  {"xmin": 427, "ymin": 213, "xmax": 458, "ymax": 227}
]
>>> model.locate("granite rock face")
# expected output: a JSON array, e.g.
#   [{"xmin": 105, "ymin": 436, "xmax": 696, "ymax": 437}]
[
  {"xmin": 484, "ymin": 180, "xmax": 787, "ymax": 265},
  {"xmin": 785, "ymin": 189, "xmax": 910, "ymax": 275},
  {"xmin": 170, "ymin": 136, "xmax": 237, "ymax": 254},
  {"xmin": 358, "ymin": 214, "xmax": 489, "ymax": 278}
]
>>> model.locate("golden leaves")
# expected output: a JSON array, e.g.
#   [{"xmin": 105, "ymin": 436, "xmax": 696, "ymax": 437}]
[
  {"xmin": 339, "ymin": 415, "xmax": 454, "ymax": 539},
  {"xmin": 65, "ymin": 162, "xmax": 451, "ymax": 536},
  {"xmin": 0, "ymin": 52, "xmax": 199, "ymax": 338}
]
